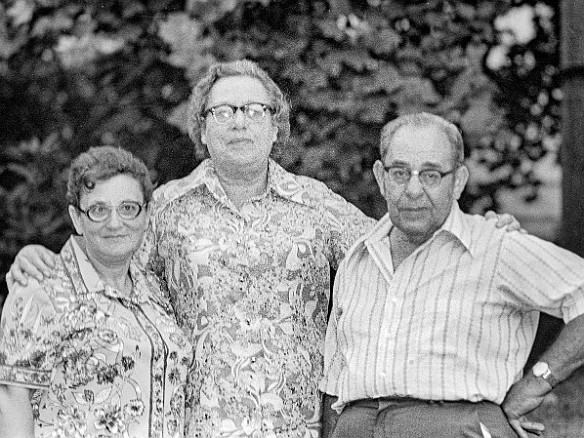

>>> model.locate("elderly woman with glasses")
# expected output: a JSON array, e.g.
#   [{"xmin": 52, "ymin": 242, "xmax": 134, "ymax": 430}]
[{"xmin": 0, "ymin": 146, "xmax": 192, "ymax": 438}]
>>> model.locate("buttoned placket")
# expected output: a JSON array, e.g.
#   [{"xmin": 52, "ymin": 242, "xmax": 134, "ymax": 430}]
[
  {"xmin": 365, "ymin": 230, "xmax": 438, "ymax": 381},
  {"xmin": 229, "ymin": 193, "xmax": 275, "ymax": 430},
  {"xmin": 364, "ymin": 235, "xmax": 396, "ymax": 383}
]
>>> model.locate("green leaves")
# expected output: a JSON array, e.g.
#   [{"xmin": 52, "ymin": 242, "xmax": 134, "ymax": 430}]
[
  {"xmin": 157, "ymin": 13, "xmax": 214, "ymax": 80},
  {"xmin": 0, "ymin": 0, "xmax": 562, "ymax": 293},
  {"xmin": 0, "ymin": 135, "xmax": 72, "ymax": 267},
  {"xmin": 0, "ymin": 0, "xmax": 195, "ymax": 294},
  {"xmin": 7, "ymin": 0, "xmax": 34, "ymax": 28},
  {"xmin": 151, "ymin": 0, "xmax": 557, "ymax": 219},
  {"xmin": 55, "ymin": 35, "xmax": 125, "ymax": 69}
]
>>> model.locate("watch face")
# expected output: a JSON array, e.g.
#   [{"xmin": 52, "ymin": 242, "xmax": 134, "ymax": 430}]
[{"xmin": 533, "ymin": 361, "xmax": 548, "ymax": 377}]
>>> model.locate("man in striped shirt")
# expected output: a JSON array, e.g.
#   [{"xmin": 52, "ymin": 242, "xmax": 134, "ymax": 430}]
[{"xmin": 320, "ymin": 112, "xmax": 584, "ymax": 438}]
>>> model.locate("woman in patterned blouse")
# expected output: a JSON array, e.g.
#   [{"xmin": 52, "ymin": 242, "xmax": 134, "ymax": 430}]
[{"xmin": 0, "ymin": 146, "xmax": 193, "ymax": 437}]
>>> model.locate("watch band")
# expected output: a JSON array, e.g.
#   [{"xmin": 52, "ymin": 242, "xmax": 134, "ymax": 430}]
[{"xmin": 541, "ymin": 367, "xmax": 559, "ymax": 388}]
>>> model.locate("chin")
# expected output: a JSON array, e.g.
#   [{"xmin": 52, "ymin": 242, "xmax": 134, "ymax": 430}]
[
  {"xmin": 401, "ymin": 221, "xmax": 435, "ymax": 238},
  {"xmin": 101, "ymin": 245, "xmax": 137, "ymax": 260}
]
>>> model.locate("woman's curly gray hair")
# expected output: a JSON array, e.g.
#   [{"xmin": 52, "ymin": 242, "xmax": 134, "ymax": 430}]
[
  {"xmin": 66, "ymin": 146, "xmax": 153, "ymax": 208},
  {"xmin": 187, "ymin": 59, "xmax": 291, "ymax": 158}
]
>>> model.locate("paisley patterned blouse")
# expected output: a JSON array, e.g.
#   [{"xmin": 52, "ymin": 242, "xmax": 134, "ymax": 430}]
[
  {"xmin": 136, "ymin": 159, "xmax": 375, "ymax": 438},
  {"xmin": 0, "ymin": 236, "xmax": 193, "ymax": 438}
]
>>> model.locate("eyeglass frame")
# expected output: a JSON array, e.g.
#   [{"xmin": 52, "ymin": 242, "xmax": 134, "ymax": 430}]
[
  {"xmin": 382, "ymin": 164, "xmax": 461, "ymax": 188},
  {"xmin": 203, "ymin": 103, "xmax": 274, "ymax": 125},
  {"xmin": 76, "ymin": 201, "xmax": 148, "ymax": 223}
]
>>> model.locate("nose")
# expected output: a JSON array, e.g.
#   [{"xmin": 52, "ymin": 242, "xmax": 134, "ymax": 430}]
[
  {"xmin": 231, "ymin": 107, "xmax": 246, "ymax": 129},
  {"xmin": 105, "ymin": 210, "xmax": 124, "ymax": 228},
  {"xmin": 404, "ymin": 173, "xmax": 424, "ymax": 198}
]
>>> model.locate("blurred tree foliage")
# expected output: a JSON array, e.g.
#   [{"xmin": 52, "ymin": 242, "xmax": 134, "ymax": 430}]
[{"xmin": 0, "ymin": 0, "xmax": 560, "ymax": 299}]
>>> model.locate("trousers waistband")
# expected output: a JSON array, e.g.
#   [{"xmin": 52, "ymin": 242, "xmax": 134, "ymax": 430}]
[{"xmin": 348, "ymin": 397, "xmax": 486, "ymax": 408}]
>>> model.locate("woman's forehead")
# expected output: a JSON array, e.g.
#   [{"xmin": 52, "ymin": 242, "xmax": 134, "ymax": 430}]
[
  {"xmin": 80, "ymin": 174, "xmax": 144, "ymax": 203},
  {"xmin": 207, "ymin": 76, "xmax": 270, "ymax": 106}
]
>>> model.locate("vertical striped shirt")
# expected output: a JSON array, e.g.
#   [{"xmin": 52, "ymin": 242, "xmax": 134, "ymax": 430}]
[{"xmin": 320, "ymin": 202, "xmax": 584, "ymax": 411}]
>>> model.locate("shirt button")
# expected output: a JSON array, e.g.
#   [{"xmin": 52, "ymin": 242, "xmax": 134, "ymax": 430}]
[{"xmin": 391, "ymin": 297, "xmax": 397, "ymax": 303}]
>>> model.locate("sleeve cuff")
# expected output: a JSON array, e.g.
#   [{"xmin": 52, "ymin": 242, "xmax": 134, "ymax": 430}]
[
  {"xmin": 561, "ymin": 291, "xmax": 584, "ymax": 323},
  {"xmin": 0, "ymin": 365, "xmax": 51, "ymax": 389}
]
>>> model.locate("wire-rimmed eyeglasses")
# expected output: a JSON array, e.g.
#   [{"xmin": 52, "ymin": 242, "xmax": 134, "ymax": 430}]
[
  {"xmin": 203, "ymin": 103, "xmax": 273, "ymax": 125},
  {"xmin": 76, "ymin": 201, "xmax": 147, "ymax": 222}
]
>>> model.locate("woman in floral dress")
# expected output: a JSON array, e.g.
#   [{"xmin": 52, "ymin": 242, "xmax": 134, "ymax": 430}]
[{"xmin": 0, "ymin": 146, "xmax": 192, "ymax": 438}]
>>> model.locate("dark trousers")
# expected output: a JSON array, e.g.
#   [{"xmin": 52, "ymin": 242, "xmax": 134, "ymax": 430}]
[{"xmin": 331, "ymin": 398, "xmax": 519, "ymax": 438}]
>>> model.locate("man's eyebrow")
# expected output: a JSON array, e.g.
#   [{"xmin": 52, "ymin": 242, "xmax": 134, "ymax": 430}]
[
  {"xmin": 385, "ymin": 160, "xmax": 443, "ymax": 168},
  {"xmin": 420, "ymin": 162, "xmax": 443, "ymax": 169},
  {"xmin": 386, "ymin": 160, "xmax": 410, "ymax": 167}
]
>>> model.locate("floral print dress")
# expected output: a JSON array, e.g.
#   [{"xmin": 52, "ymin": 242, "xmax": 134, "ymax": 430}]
[{"xmin": 0, "ymin": 236, "xmax": 193, "ymax": 438}]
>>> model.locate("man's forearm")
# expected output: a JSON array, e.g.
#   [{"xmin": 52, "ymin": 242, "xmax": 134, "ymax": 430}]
[
  {"xmin": 321, "ymin": 393, "xmax": 339, "ymax": 438},
  {"xmin": 539, "ymin": 313, "xmax": 584, "ymax": 382},
  {"xmin": 501, "ymin": 313, "xmax": 584, "ymax": 438}
]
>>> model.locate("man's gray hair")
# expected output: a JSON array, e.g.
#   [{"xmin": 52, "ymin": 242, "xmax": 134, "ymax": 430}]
[
  {"xmin": 380, "ymin": 112, "xmax": 464, "ymax": 165},
  {"xmin": 187, "ymin": 59, "xmax": 291, "ymax": 158}
]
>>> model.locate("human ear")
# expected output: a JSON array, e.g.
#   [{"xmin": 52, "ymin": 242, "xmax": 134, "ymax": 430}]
[
  {"xmin": 453, "ymin": 165, "xmax": 469, "ymax": 200},
  {"xmin": 142, "ymin": 204, "xmax": 152, "ymax": 231},
  {"xmin": 201, "ymin": 123, "xmax": 208, "ymax": 145},
  {"xmin": 68, "ymin": 205, "xmax": 84, "ymax": 236},
  {"xmin": 270, "ymin": 122, "xmax": 278, "ymax": 144},
  {"xmin": 373, "ymin": 160, "xmax": 388, "ymax": 198}
]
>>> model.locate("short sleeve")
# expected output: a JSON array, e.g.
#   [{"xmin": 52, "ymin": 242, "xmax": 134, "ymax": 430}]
[
  {"xmin": 320, "ymin": 188, "xmax": 376, "ymax": 270},
  {"xmin": 0, "ymin": 276, "xmax": 61, "ymax": 389},
  {"xmin": 498, "ymin": 232, "xmax": 584, "ymax": 323}
]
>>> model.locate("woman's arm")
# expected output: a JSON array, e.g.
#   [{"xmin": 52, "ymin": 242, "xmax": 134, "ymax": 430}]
[{"xmin": 0, "ymin": 384, "xmax": 34, "ymax": 438}]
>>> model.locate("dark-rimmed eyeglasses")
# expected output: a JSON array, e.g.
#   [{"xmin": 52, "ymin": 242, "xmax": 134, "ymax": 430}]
[
  {"xmin": 76, "ymin": 201, "xmax": 147, "ymax": 222},
  {"xmin": 203, "ymin": 103, "xmax": 273, "ymax": 125},
  {"xmin": 383, "ymin": 166, "xmax": 456, "ymax": 188}
]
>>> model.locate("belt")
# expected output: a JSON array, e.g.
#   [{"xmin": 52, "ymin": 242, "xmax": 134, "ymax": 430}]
[{"xmin": 348, "ymin": 397, "xmax": 477, "ymax": 408}]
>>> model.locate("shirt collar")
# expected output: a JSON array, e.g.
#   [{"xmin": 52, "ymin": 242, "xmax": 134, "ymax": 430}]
[
  {"xmin": 68, "ymin": 236, "xmax": 147, "ymax": 304},
  {"xmin": 437, "ymin": 202, "xmax": 474, "ymax": 256},
  {"xmin": 154, "ymin": 158, "xmax": 314, "ymax": 209},
  {"xmin": 69, "ymin": 236, "xmax": 103, "ymax": 295},
  {"xmin": 358, "ymin": 201, "xmax": 474, "ymax": 256}
]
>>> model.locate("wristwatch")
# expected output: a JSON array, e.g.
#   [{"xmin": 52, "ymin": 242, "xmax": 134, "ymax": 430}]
[{"xmin": 532, "ymin": 361, "xmax": 559, "ymax": 388}]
